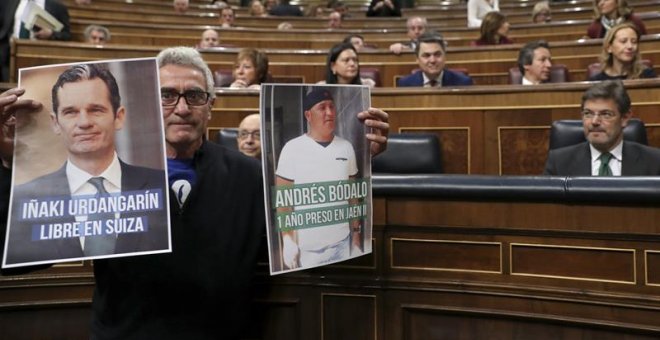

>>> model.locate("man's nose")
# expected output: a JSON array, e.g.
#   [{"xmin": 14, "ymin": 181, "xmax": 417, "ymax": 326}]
[
  {"xmin": 77, "ymin": 111, "xmax": 93, "ymax": 127},
  {"xmin": 174, "ymin": 96, "xmax": 191, "ymax": 114}
]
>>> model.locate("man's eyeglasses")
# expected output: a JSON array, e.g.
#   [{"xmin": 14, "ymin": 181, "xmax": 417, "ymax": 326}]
[
  {"xmin": 161, "ymin": 90, "xmax": 210, "ymax": 107},
  {"xmin": 581, "ymin": 110, "xmax": 618, "ymax": 121},
  {"xmin": 238, "ymin": 130, "xmax": 260, "ymax": 140}
]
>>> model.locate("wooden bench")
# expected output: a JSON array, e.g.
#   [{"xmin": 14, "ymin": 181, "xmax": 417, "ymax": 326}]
[
  {"xmin": 208, "ymin": 79, "xmax": 660, "ymax": 175},
  {"xmin": 66, "ymin": 12, "xmax": 660, "ymax": 48},
  {"xmin": 11, "ymin": 35, "xmax": 660, "ymax": 86}
]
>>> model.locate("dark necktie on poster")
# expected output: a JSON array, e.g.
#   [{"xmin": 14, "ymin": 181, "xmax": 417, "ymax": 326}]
[{"xmin": 84, "ymin": 177, "xmax": 116, "ymax": 256}]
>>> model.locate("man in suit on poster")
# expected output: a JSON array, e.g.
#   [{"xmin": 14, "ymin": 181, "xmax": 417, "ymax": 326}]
[
  {"xmin": 5, "ymin": 63, "xmax": 168, "ymax": 265},
  {"xmin": 543, "ymin": 80, "xmax": 660, "ymax": 176}
]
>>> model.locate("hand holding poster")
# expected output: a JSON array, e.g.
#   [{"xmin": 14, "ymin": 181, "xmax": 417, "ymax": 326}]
[
  {"xmin": 261, "ymin": 84, "xmax": 372, "ymax": 275},
  {"xmin": 2, "ymin": 59, "xmax": 171, "ymax": 268}
]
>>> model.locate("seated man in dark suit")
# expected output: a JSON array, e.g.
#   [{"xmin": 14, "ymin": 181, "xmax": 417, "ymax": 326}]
[
  {"xmin": 543, "ymin": 80, "xmax": 660, "ymax": 176},
  {"xmin": 397, "ymin": 33, "xmax": 474, "ymax": 88},
  {"xmin": 5, "ymin": 63, "xmax": 168, "ymax": 265}
]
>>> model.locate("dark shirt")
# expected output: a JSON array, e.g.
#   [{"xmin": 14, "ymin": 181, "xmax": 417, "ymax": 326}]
[
  {"xmin": 471, "ymin": 36, "xmax": 514, "ymax": 46},
  {"xmin": 366, "ymin": 0, "xmax": 401, "ymax": 17},
  {"xmin": 588, "ymin": 67, "xmax": 657, "ymax": 81},
  {"xmin": 586, "ymin": 14, "xmax": 647, "ymax": 39},
  {"xmin": 269, "ymin": 4, "xmax": 303, "ymax": 16}
]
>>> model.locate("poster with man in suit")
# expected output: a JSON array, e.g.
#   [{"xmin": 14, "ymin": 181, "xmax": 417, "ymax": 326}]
[{"xmin": 3, "ymin": 59, "xmax": 171, "ymax": 268}]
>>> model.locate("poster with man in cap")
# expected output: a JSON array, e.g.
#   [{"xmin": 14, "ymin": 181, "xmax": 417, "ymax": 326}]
[{"xmin": 261, "ymin": 84, "xmax": 372, "ymax": 275}]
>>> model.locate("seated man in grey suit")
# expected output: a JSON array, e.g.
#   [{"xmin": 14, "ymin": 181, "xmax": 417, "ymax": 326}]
[
  {"xmin": 397, "ymin": 33, "xmax": 474, "ymax": 88},
  {"xmin": 543, "ymin": 80, "xmax": 660, "ymax": 176},
  {"xmin": 6, "ymin": 63, "xmax": 168, "ymax": 265}
]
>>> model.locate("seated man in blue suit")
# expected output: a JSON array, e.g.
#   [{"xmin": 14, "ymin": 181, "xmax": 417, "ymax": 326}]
[
  {"xmin": 397, "ymin": 33, "xmax": 474, "ymax": 88},
  {"xmin": 543, "ymin": 80, "xmax": 660, "ymax": 176}
]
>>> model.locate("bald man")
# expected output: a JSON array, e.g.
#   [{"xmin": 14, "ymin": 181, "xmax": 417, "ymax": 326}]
[{"xmin": 237, "ymin": 114, "xmax": 261, "ymax": 159}]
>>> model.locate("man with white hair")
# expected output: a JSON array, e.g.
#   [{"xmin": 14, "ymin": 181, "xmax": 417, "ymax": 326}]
[
  {"xmin": 0, "ymin": 46, "xmax": 390, "ymax": 338},
  {"xmin": 173, "ymin": 0, "xmax": 189, "ymax": 13},
  {"xmin": 389, "ymin": 16, "xmax": 427, "ymax": 55}
]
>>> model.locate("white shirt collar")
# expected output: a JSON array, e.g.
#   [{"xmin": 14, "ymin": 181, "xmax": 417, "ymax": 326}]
[
  {"xmin": 521, "ymin": 77, "xmax": 537, "ymax": 85},
  {"xmin": 589, "ymin": 140, "xmax": 623, "ymax": 176},
  {"xmin": 422, "ymin": 71, "xmax": 443, "ymax": 87},
  {"xmin": 66, "ymin": 153, "xmax": 122, "ymax": 195}
]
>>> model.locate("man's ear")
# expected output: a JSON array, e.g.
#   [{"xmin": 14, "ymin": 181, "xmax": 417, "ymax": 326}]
[
  {"xmin": 207, "ymin": 97, "xmax": 215, "ymax": 120},
  {"xmin": 50, "ymin": 112, "xmax": 61, "ymax": 135},
  {"xmin": 114, "ymin": 106, "xmax": 126, "ymax": 130},
  {"xmin": 621, "ymin": 110, "xmax": 632, "ymax": 127},
  {"xmin": 304, "ymin": 110, "xmax": 311, "ymax": 121}
]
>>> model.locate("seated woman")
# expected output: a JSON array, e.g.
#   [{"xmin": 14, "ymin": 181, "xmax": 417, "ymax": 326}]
[
  {"xmin": 318, "ymin": 43, "xmax": 375, "ymax": 88},
  {"xmin": 472, "ymin": 12, "xmax": 513, "ymax": 46},
  {"xmin": 249, "ymin": 0, "xmax": 268, "ymax": 16},
  {"xmin": 467, "ymin": 0, "xmax": 499, "ymax": 28},
  {"xmin": 589, "ymin": 23, "xmax": 656, "ymax": 81},
  {"xmin": 586, "ymin": 0, "xmax": 646, "ymax": 39},
  {"xmin": 342, "ymin": 34, "xmax": 366, "ymax": 51},
  {"xmin": 531, "ymin": 1, "xmax": 551, "ymax": 24},
  {"xmin": 230, "ymin": 48, "xmax": 269, "ymax": 89}
]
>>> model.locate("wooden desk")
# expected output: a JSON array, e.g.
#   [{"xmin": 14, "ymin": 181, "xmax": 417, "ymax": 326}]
[{"xmin": 3, "ymin": 177, "xmax": 660, "ymax": 339}]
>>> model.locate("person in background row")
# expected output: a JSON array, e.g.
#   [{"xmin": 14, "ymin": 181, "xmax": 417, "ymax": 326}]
[
  {"xmin": 467, "ymin": 0, "xmax": 499, "ymax": 27},
  {"xmin": 397, "ymin": 33, "xmax": 474, "ymax": 87},
  {"xmin": 532, "ymin": 1, "xmax": 551, "ymax": 23},
  {"xmin": 366, "ymin": 0, "xmax": 401, "ymax": 17},
  {"xmin": 319, "ymin": 43, "xmax": 375, "ymax": 88},
  {"xmin": 472, "ymin": 11, "xmax": 513, "ymax": 46},
  {"xmin": 2, "ymin": 0, "xmax": 71, "ymax": 81},
  {"xmin": 213, "ymin": 0, "xmax": 229, "ymax": 9},
  {"xmin": 305, "ymin": 4, "xmax": 324, "ymax": 17},
  {"xmin": 220, "ymin": 7, "xmax": 235, "ymax": 27},
  {"xmin": 389, "ymin": 16, "xmax": 427, "ymax": 55},
  {"xmin": 333, "ymin": 1, "xmax": 350, "ymax": 18},
  {"xmin": 588, "ymin": 22, "xmax": 656, "ymax": 81},
  {"xmin": 517, "ymin": 40, "xmax": 552, "ymax": 85},
  {"xmin": 343, "ymin": 34, "xmax": 365, "ymax": 51},
  {"xmin": 236, "ymin": 114, "xmax": 261, "ymax": 159},
  {"xmin": 198, "ymin": 29, "xmax": 220, "ymax": 49},
  {"xmin": 586, "ymin": 0, "xmax": 646, "ymax": 39},
  {"xmin": 12, "ymin": 0, "xmax": 72, "ymax": 41},
  {"xmin": 269, "ymin": 0, "xmax": 303, "ymax": 16},
  {"xmin": 230, "ymin": 48, "xmax": 269, "ymax": 89},
  {"xmin": 84, "ymin": 24, "xmax": 111, "ymax": 45},
  {"xmin": 328, "ymin": 11, "xmax": 342, "ymax": 29},
  {"xmin": 249, "ymin": 0, "xmax": 268, "ymax": 16},
  {"xmin": 173, "ymin": 0, "xmax": 189, "ymax": 14},
  {"xmin": 543, "ymin": 80, "xmax": 660, "ymax": 176},
  {"xmin": 277, "ymin": 22, "xmax": 293, "ymax": 30}
]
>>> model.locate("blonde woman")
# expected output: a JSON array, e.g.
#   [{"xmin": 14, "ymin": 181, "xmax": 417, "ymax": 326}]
[
  {"xmin": 589, "ymin": 23, "xmax": 656, "ymax": 81},
  {"xmin": 586, "ymin": 0, "xmax": 646, "ymax": 38}
]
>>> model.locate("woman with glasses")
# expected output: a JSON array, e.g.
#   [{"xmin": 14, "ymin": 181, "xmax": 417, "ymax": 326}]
[
  {"xmin": 229, "ymin": 48, "xmax": 269, "ymax": 89},
  {"xmin": 318, "ymin": 43, "xmax": 375, "ymax": 88},
  {"xmin": 588, "ymin": 23, "xmax": 656, "ymax": 81}
]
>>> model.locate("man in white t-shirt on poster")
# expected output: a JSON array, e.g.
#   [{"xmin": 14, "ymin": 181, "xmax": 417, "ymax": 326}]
[{"xmin": 275, "ymin": 88, "xmax": 361, "ymax": 269}]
